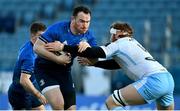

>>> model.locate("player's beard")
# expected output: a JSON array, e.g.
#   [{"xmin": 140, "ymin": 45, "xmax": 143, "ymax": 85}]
[
  {"xmin": 74, "ymin": 23, "xmax": 88, "ymax": 34},
  {"xmin": 80, "ymin": 28, "xmax": 87, "ymax": 34},
  {"xmin": 75, "ymin": 27, "xmax": 87, "ymax": 34}
]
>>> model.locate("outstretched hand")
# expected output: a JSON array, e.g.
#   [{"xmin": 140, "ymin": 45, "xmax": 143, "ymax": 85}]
[
  {"xmin": 77, "ymin": 57, "xmax": 98, "ymax": 66},
  {"xmin": 45, "ymin": 41, "xmax": 64, "ymax": 52},
  {"xmin": 78, "ymin": 41, "xmax": 90, "ymax": 53},
  {"xmin": 56, "ymin": 53, "xmax": 71, "ymax": 65}
]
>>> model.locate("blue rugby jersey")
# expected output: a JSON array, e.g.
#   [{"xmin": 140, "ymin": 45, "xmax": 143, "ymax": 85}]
[
  {"xmin": 35, "ymin": 21, "xmax": 97, "ymax": 70},
  {"xmin": 12, "ymin": 41, "xmax": 37, "ymax": 92}
]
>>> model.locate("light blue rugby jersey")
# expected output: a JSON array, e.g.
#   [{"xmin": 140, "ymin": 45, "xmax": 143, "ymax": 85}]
[{"xmin": 100, "ymin": 37, "xmax": 167, "ymax": 80}]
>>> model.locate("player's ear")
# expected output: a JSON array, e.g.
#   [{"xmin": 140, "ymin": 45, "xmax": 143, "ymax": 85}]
[
  {"xmin": 71, "ymin": 16, "xmax": 75, "ymax": 21},
  {"xmin": 31, "ymin": 33, "xmax": 35, "ymax": 38}
]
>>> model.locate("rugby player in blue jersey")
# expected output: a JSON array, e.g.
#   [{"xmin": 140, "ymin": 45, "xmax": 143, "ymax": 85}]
[
  {"xmin": 33, "ymin": 5, "xmax": 97, "ymax": 110},
  {"xmin": 8, "ymin": 22, "xmax": 47, "ymax": 110},
  {"xmin": 46, "ymin": 21, "xmax": 175, "ymax": 110}
]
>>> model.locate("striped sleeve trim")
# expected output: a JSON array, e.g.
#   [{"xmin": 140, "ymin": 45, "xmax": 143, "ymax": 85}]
[
  {"xmin": 39, "ymin": 35, "xmax": 48, "ymax": 43},
  {"xmin": 21, "ymin": 70, "xmax": 32, "ymax": 75}
]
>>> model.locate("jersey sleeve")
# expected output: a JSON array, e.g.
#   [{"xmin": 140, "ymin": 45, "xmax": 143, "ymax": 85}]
[
  {"xmin": 40, "ymin": 25, "xmax": 58, "ymax": 43},
  {"xmin": 100, "ymin": 41, "xmax": 119, "ymax": 58},
  {"xmin": 21, "ymin": 58, "xmax": 34, "ymax": 75},
  {"xmin": 94, "ymin": 59, "xmax": 120, "ymax": 69},
  {"xmin": 63, "ymin": 45, "xmax": 106, "ymax": 58}
]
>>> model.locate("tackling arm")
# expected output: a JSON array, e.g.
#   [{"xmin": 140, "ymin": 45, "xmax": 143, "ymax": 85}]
[
  {"xmin": 94, "ymin": 59, "xmax": 121, "ymax": 70},
  {"xmin": 62, "ymin": 43, "xmax": 121, "ymax": 69},
  {"xmin": 63, "ymin": 45, "xmax": 106, "ymax": 58}
]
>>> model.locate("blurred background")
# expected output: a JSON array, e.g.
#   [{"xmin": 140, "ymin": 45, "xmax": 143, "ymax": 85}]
[{"xmin": 0, "ymin": 0, "xmax": 180, "ymax": 110}]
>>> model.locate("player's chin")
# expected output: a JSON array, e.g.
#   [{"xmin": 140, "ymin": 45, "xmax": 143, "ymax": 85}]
[{"xmin": 80, "ymin": 29, "xmax": 87, "ymax": 34}]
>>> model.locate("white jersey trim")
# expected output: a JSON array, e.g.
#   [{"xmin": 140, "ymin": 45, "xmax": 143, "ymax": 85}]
[{"xmin": 41, "ymin": 85, "xmax": 60, "ymax": 94}]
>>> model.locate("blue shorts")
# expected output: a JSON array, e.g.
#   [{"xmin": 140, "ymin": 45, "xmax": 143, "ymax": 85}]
[
  {"xmin": 34, "ymin": 68, "xmax": 75, "ymax": 92},
  {"xmin": 34, "ymin": 67, "xmax": 76, "ymax": 109},
  {"xmin": 8, "ymin": 83, "xmax": 42, "ymax": 110},
  {"xmin": 133, "ymin": 72, "xmax": 174, "ymax": 106}
]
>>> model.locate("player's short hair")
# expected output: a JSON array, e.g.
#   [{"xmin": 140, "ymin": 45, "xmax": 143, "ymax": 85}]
[
  {"xmin": 110, "ymin": 21, "xmax": 133, "ymax": 36},
  {"xmin": 72, "ymin": 5, "xmax": 91, "ymax": 17},
  {"xmin": 30, "ymin": 22, "xmax": 46, "ymax": 34}
]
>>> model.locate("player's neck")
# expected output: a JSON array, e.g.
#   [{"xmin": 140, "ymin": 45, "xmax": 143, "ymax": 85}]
[{"xmin": 70, "ymin": 22, "xmax": 77, "ymax": 35}]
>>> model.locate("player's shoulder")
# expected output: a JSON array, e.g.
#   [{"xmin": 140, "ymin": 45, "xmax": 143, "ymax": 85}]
[
  {"xmin": 21, "ymin": 41, "xmax": 33, "ymax": 51},
  {"xmin": 19, "ymin": 41, "xmax": 34, "ymax": 59},
  {"xmin": 117, "ymin": 37, "xmax": 136, "ymax": 43},
  {"xmin": 112, "ymin": 37, "xmax": 134, "ymax": 49}
]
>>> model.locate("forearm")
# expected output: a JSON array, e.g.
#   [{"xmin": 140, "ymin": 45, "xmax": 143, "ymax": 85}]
[
  {"xmin": 94, "ymin": 59, "xmax": 121, "ymax": 70},
  {"xmin": 34, "ymin": 39, "xmax": 59, "ymax": 63},
  {"xmin": 63, "ymin": 45, "xmax": 106, "ymax": 58},
  {"xmin": 34, "ymin": 45, "xmax": 58, "ymax": 62},
  {"xmin": 20, "ymin": 75, "xmax": 41, "ymax": 98}
]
